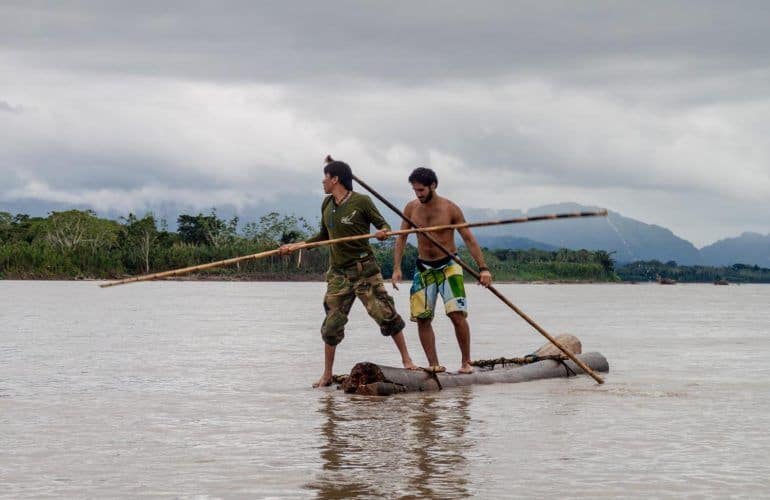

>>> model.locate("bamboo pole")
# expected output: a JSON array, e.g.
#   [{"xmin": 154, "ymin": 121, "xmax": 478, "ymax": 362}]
[
  {"xmin": 99, "ymin": 210, "xmax": 607, "ymax": 288},
  {"xmin": 351, "ymin": 173, "xmax": 606, "ymax": 384}
]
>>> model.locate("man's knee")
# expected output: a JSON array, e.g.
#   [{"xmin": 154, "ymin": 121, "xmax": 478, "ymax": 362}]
[
  {"xmin": 416, "ymin": 317, "xmax": 433, "ymax": 329},
  {"xmin": 321, "ymin": 311, "xmax": 347, "ymax": 346},
  {"xmin": 448, "ymin": 311, "xmax": 468, "ymax": 325},
  {"xmin": 378, "ymin": 316, "xmax": 405, "ymax": 337},
  {"xmin": 321, "ymin": 329, "xmax": 344, "ymax": 346},
  {"xmin": 362, "ymin": 281, "xmax": 405, "ymax": 336}
]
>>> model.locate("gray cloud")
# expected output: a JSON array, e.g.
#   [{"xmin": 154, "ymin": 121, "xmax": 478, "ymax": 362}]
[
  {"xmin": 0, "ymin": 100, "xmax": 21, "ymax": 113},
  {"xmin": 2, "ymin": 2, "xmax": 769, "ymax": 83},
  {"xmin": 1, "ymin": 1, "xmax": 769, "ymax": 246}
]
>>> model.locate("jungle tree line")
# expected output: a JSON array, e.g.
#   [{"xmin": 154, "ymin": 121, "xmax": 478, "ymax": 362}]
[
  {"xmin": 0, "ymin": 209, "xmax": 324, "ymax": 279},
  {"xmin": 615, "ymin": 260, "xmax": 770, "ymax": 283},
  {"xmin": 0, "ymin": 209, "xmax": 617, "ymax": 281},
  {"xmin": 5, "ymin": 208, "xmax": 764, "ymax": 282}
]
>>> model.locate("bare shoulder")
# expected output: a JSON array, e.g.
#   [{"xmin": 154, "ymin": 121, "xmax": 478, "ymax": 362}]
[
  {"xmin": 443, "ymin": 198, "xmax": 466, "ymax": 221},
  {"xmin": 444, "ymin": 198, "xmax": 461, "ymax": 211},
  {"xmin": 404, "ymin": 199, "xmax": 418, "ymax": 215}
]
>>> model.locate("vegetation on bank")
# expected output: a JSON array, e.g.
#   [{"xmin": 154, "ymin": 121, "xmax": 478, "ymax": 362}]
[
  {"xmin": 616, "ymin": 260, "xmax": 770, "ymax": 284},
  {"xmin": 0, "ymin": 209, "xmax": 618, "ymax": 282},
  {"xmin": 2, "ymin": 209, "xmax": 767, "ymax": 283},
  {"xmin": 0, "ymin": 210, "xmax": 328, "ymax": 280}
]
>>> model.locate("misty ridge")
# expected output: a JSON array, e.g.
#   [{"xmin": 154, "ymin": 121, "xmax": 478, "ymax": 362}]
[
  {"xmin": 2, "ymin": 199, "xmax": 768, "ymax": 269},
  {"xmin": 464, "ymin": 202, "xmax": 770, "ymax": 268}
]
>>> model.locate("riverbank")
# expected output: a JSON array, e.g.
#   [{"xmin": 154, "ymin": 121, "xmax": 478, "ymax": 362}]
[{"xmin": 4, "ymin": 274, "xmax": 757, "ymax": 285}]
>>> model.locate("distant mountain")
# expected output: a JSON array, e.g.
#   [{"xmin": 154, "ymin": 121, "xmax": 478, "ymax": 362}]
[
  {"xmin": 700, "ymin": 232, "xmax": 770, "ymax": 267},
  {"xmin": 4, "ymin": 196, "xmax": 766, "ymax": 267},
  {"xmin": 464, "ymin": 202, "xmax": 703, "ymax": 265},
  {"xmin": 475, "ymin": 235, "xmax": 558, "ymax": 252}
]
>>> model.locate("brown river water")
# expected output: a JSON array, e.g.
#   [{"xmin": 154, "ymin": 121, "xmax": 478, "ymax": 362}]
[{"xmin": 1, "ymin": 281, "xmax": 769, "ymax": 498}]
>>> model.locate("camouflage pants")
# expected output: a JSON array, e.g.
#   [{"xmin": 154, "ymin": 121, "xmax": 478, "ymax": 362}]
[{"xmin": 321, "ymin": 259, "xmax": 406, "ymax": 346}]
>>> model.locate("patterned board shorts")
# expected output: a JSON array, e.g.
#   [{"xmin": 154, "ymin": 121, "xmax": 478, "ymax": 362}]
[
  {"xmin": 410, "ymin": 260, "xmax": 468, "ymax": 321},
  {"xmin": 321, "ymin": 258, "xmax": 406, "ymax": 346}
]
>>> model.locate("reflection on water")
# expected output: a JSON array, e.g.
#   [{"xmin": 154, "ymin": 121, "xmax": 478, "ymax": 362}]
[{"xmin": 308, "ymin": 389, "xmax": 473, "ymax": 499}]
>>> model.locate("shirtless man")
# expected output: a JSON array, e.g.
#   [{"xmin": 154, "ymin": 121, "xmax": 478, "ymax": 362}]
[{"xmin": 391, "ymin": 167, "xmax": 492, "ymax": 374}]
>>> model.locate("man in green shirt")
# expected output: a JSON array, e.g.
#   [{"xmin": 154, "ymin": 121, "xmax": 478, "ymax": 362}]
[{"xmin": 279, "ymin": 158, "xmax": 418, "ymax": 387}]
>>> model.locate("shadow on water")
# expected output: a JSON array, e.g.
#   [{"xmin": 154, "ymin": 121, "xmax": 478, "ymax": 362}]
[{"xmin": 305, "ymin": 388, "xmax": 474, "ymax": 499}]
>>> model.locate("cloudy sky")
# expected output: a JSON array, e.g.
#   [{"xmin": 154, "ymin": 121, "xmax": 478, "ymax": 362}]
[{"xmin": 1, "ymin": 1, "xmax": 769, "ymax": 246}]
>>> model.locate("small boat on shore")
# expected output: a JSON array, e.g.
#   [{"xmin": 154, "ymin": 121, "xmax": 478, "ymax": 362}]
[{"xmin": 337, "ymin": 334, "xmax": 609, "ymax": 395}]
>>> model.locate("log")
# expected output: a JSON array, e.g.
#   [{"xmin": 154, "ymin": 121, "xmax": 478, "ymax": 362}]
[
  {"xmin": 532, "ymin": 333, "xmax": 581, "ymax": 357},
  {"xmin": 341, "ymin": 353, "xmax": 608, "ymax": 395}
]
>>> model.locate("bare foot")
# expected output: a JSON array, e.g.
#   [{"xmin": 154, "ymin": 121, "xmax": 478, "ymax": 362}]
[
  {"xmin": 403, "ymin": 359, "xmax": 420, "ymax": 370},
  {"xmin": 458, "ymin": 364, "xmax": 474, "ymax": 374},
  {"xmin": 423, "ymin": 365, "xmax": 446, "ymax": 374},
  {"xmin": 312, "ymin": 376, "xmax": 333, "ymax": 388}
]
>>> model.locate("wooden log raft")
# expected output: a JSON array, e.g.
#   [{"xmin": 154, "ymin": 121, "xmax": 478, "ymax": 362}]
[{"xmin": 339, "ymin": 335, "xmax": 609, "ymax": 396}]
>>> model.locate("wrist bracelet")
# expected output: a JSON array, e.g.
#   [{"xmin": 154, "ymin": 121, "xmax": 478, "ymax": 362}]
[{"xmin": 479, "ymin": 266, "xmax": 489, "ymax": 272}]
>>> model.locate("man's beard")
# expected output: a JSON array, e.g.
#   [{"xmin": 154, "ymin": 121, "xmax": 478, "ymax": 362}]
[{"xmin": 419, "ymin": 189, "xmax": 434, "ymax": 204}]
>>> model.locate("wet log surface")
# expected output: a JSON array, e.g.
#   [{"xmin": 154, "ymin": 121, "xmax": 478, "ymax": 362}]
[{"xmin": 340, "ymin": 352, "xmax": 609, "ymax": 396}]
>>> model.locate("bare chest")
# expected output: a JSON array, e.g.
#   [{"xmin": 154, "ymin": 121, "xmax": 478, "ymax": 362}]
[{"xmin": 410, "ymin": 204, "xmax": 453, "ymax": 228}]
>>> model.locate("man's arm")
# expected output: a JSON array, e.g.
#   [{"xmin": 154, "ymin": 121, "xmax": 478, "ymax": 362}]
[
  {"xmin": 454, "ymin": 204, "xmax": 493, "ymax": 287},
  {"xmin": 364, "ymin": 195, "xmax": 392, "ymax": 241},
  {"xmin": 391, "ymin": 203, "xmax": 413, "ymax": 290},
  {"xmin": 303, "ymin": 220, "xmax": 329, "ymax": 244},
  {"xmin": 279, "ymin": 199, "xmax": 328, "ymax": 254}
]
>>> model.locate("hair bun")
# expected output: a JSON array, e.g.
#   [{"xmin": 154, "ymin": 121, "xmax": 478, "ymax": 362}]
[{"xmin": 324, "ymin": 155, "xmax": 334, "ymax": 164}]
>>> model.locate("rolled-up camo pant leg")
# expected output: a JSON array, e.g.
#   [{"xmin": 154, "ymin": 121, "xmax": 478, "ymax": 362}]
[
  {"xmin": 355, "ymin": 272, "xmax": 406, "ymax": 337},
  {"xmin": 320, "ymin": 270, "xmax": 356, "ymax": 346}
]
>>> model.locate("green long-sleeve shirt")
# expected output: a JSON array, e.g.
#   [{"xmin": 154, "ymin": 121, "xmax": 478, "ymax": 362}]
[{"xmin": 306, "ymin": 191, "xmax": 391, "ymax": 269}]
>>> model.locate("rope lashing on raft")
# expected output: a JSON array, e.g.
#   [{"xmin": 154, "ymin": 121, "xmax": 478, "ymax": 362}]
[
  {"xmin": 559, "ymin": 359, "xmax": 577, "ymax": 377},
  {"xmin": 472, "ymin": 354, "xmax": 578, "ymax": 377},
  {"xmin": 423, "ymin": 368, "xmax": 443, "ymax": 391},
  {"xmin": 470, "ymin": 353, "xmax": 565, "ymax": 368}
]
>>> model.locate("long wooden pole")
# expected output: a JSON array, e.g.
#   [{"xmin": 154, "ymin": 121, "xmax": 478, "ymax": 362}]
[
  {"xmin": 352, "ymin": 173, "xmax": 605, "ymax": 384},
  {"xmin": 100, "ymin": 210, "xmax": 607, "ymax": 288}
]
